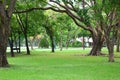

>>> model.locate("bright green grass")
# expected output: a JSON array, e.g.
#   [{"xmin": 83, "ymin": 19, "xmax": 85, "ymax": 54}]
[{"xmin": 0, "ymin": 49, "xmax": 120, "ymax": 80}]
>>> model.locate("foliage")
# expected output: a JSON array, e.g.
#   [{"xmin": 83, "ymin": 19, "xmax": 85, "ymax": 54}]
[
  {"xmin": 78, "ymin": 29, "xmax": 91, "ymax": 37},
  {"xmin": 39, "ymin": 37, "xmax": 49, "ymax": 48},
  {"xmin": 69, "ymin": 41, "xmax": 83, "ymax": 47},
  {"xmin": 27, "ymin": 10, "xmax": 45, "ymax": 36}
]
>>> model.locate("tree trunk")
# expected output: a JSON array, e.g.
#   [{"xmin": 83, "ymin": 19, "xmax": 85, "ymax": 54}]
[
  {"xmin": 82, "ymin": 36, "xmax": 85, "ymax": 50},
  {"xmin": 66, "ymin": 31, "xmax": 70, "ymax": 49},
  {"xmin": 0, "ymin": 37, "xmax": 9, "ymax": 67},
  {"xmin": 0, "ymin": 23, "xmax": 9, "ymax": 67},
  {"xmin": 109, "ymin": 52, "xmax": 114, "ymax": 62},
  {"xmin": 116, "ymin": 38, "xmax": 120, "ymax": 52},
  {"xmin": 9, "ymin": 32, "xmax": 14, "ymax": 57},
  {"xmin": 0, "ymin": 0, "xmax": 16, "ymax": 67},
  {"xmin": 108, "ymin": 45, "xmax": 114, "ymax": 62},
  {"xmin": 8, "ymin": 38, "xmax": 15, "ymax": 57},
  {"xmin": 116, "ymin": 18, "xmax": 120, "ymax": 52},
  {"xmin": 24, "ymin": 12, "xmax": 30, "ymax": 55},
  {"xmin": 60, "ymin": 31, "xmax": 63, "ymax": 51},
  {"xmin": 14, "ymin": 34, "xmax": 19, "ymax": 53},
  {"xmin": 24, "ymin": 33, "xmax": 30, "ymax": 55},
  {"xmin": 50, "ymin": 36, "xmax": 55, "ymax": 52},
  {"xmin": 60, "ymin": 36, "xmax": 63, "ymax": 51},
  {"xmin": 29, "ymin": 35, "xmax": 36, "ymax": 50},
  {"xmin": 18, "ymin": 32, "xmax": 21, "ymax": 53},
  {"xmin": 29, "ymin": 40, "xmax": 34, "ymax": 50},
  {"xmin": 89, "ymin": 36, "xmax": 103, "ymax": 56},
  {"xmin": 106, "ymin": 40, "xmax": 114, "ymax": 62},
  {"xmin": 89, "ymin": 41, "xmax": 100, "ymax": 55}
]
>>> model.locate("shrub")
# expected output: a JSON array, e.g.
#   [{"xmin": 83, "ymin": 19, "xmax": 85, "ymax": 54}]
[
  {"xmin": 69, "ymin": 41, "xmax": 83, "ymax": 47},
  {"xmin": 39, "ymin": 37, "xmax": 49, "ymax": 48}
]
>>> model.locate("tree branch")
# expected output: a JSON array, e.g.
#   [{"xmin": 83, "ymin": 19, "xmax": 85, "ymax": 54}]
[
  {"xmin": 7, "ymin": 0, "xmax": 16, "ymax": 17},
  {"xmin": 66, "ymin": 10, "xmax": 92, "ymax": 31},
  {"xmin": 16, "ymin": 14, "xmax": 25, "ymax": 32},
  {"xmin": 14, "ymin": 7, "xmax": 66, "ymax": 14},
  {"xmin": 66, "ymin": 2, "xmax": 77, "ymax": 12}
]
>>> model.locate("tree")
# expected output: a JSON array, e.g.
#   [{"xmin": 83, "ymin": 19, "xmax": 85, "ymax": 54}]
[
  {"xmin": 16, "ymin": 13, "xmax": 30, "ymax": 55},
  {"xmin": 28, "ymin": 10, "xmax": 45, "ymax": 49},
  {"xmin": 0, "ymin": 0, "xmax": 16, "ymax": 67},
  {"xmin": 78, "ymin": 29, "xmax": 91, "ymax": 49},
  {"xmin": 55, "ymin": 13, "xmax": 81, "ymax": 50},
  {"xmin": 42, "ymin": 15, "xmax": 56, "ymax": 52},
  {"xmin": 15, "ymin": 0, "xmax": 48, "ymax": 51},
  {"xmin": 102, "ymin": 1, "xmax": 119, "ymax": 62},
  {"xmin": 8, "ymin": 14, "xmax": 21, "ymax": 57}
]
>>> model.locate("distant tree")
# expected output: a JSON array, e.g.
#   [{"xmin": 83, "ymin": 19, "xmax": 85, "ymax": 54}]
[
  {"xmin": 16, "ymin": 13, "xmax": 30, "ymax": 55},
  {"xmin": 78, "ymin": 29, "xmax": 91, "ymax": 49},
  {"xmin": 9, "ymin": 14, "xmax": 21, "ymax": 57},
  {"xmin": 56, "ymin": 14, "xmax": 81, "ymax": 50},
  {"xmin": 42, "ymin": 16, "xmax": 56, "ymax": 52},
  {"xmin": 28, "ymin": 10, "xmax": 45, "ymax": 49}
]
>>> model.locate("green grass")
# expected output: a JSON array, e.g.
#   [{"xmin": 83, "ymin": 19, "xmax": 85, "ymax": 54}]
[{"xmin": 0, "ymin": 48, "xmax": 120, "ymax": 80}]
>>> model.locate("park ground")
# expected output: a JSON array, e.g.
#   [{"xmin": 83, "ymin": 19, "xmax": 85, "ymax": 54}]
[{"xmin": 0, "ymin": 48, "xmax": 120, "ymax": 80}]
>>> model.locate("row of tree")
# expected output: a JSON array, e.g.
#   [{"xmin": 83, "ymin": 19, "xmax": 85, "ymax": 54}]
[
  {"xmin": 10, "ymin": 10, "xmax": 87, "ymax": 54},
  {"xmin": 0, "ymin": 0, "xmax": 120, "ymax": 67}
]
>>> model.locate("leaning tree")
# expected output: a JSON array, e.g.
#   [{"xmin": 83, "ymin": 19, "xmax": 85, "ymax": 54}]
[
  {"xmin": 47, "ymin": 0, "xmax": 120, "ymax": 62},
  {"xmin": 47, "ymin": 0, "xmax": 105, "ymax": 56}
]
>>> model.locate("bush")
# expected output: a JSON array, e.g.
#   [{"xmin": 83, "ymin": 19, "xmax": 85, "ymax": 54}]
[
  {"xmin": 39, "ymin": 37, "xmax": 49, "ymax": 48},
  {"xmin": 69, "ymin": 41, "xmax": 83, "ymax": 47}
]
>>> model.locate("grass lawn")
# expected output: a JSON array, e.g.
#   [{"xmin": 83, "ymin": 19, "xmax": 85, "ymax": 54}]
[{"xmin": 0, "ymin": 48, "xmax": 120, "ymax": 80}]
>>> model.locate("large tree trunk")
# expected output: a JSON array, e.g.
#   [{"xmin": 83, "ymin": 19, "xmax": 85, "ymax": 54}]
[
  {"xmin": 89, "ymin": 33, "xmax": 103, "ymax": 56},
  {"xmin": 0, "ymin": 25, "xmax": 9, "ymax": 67},
  {"xmin": 89, "ymin": 40, "xmax": 101, "ymax": 55},
  {"xmin": 0, "ymin": 5, "xmax": 9, "ymax": 67},
  {"xmin": 0, "ymin": 0, "xmax": 16, "ymax": 67}
]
